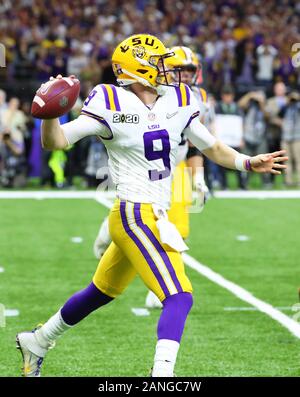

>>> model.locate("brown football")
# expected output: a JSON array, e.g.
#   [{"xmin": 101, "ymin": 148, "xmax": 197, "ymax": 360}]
[{"xmin": 31, "ymin": 76, "xmax": 80, "ymax": 119}]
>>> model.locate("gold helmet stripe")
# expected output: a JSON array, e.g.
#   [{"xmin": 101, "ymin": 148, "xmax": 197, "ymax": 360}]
[{"xmin": 181, "ymin": 46, "xmax": 193, "ymax": 64}]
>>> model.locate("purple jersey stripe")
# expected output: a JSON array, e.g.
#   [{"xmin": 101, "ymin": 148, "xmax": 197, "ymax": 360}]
[
  {"xmin": 134, "ymin": 203, "xmax": 183, "ymax": 294},
  {"xmin": 100, "ymin": 84, "xmax": 110, "ymax": 110},
  {"xmin": 120, "ymin": 201, "xmax": 170, "ymax": 297},
  {"xmin": 185, "ymin": 84, "xmax": 190, "ymax": 106},
  {"xmin": 184, "ymin": 111, "xmax": 200, "ymax": 129},
  {"xmin": 97, "ymin": 119, "xmax": 114, "ymax": 140},
  {"xmin": 175, "ymin": 86, "xmax": 182, "ymax": 107},
  {"xmin": 110, "ymin": 85, "xmax": 121, "ymax": 111},
  {"xmin": 81, "ymin": 109, "xmax": 105, "ymax": 122}
]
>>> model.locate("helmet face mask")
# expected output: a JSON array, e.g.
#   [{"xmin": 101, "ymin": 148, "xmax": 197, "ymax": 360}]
[
  {"xmin": 178, "ymin": 66, "xmax": 197, "ymax": 85},
  {"xmin": 155, "ymin": 55, "xmax": 181, "ymax": 87},
  {"xmin": 112, "ymin": 34, "xmax": 181, "ymax": 90}
]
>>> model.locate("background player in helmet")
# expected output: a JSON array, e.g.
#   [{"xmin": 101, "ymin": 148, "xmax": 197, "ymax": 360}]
[
  {"xmin": 168, "ymin": 45, "xmax": 215, "ymax": 201},
  {"xmin": 16, "ymin": 34, "xmax": 287, "ymax": 377}
]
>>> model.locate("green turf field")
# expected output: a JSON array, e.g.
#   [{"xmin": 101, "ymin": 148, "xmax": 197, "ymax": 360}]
[{"xmin": 0, "ymin": 197, "xmax": 299, "ymax": 376}]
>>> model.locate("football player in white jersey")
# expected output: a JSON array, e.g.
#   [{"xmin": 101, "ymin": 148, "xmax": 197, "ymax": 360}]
[
  {"xmin": 93, "ymin": 46, "xmax": 209, "ymax": 261},
  {"xmin": 16, "ymin": 34, "xmax": 287, "ymax": 377},
  {"xmin": 93, "ymin": 46, "xmax": 209, "ymax": 308}
]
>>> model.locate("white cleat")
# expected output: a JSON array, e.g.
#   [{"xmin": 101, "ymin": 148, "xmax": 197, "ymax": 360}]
[
  {"xmin": 145, "ymin": 290, "xmax": 163, "ymax": 309},
  {"xmin": 16, "ymin": 329, "xmax": 52, "ymax": 377}
]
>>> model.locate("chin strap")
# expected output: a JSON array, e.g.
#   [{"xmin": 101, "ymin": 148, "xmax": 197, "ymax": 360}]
[{"xmin": 119, "ymin": 68, "xmax": 153, "ymax": 88}]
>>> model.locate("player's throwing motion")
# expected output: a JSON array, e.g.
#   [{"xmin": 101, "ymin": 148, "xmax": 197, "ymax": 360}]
[{"xmin": 16, "ymin": 34, "xmax": 287, "ymax": 377}]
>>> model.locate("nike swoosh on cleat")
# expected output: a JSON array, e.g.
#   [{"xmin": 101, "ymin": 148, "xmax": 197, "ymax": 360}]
[{"xmin": 166, "ymin": 111, "xmax": 178, "ymax": 119}]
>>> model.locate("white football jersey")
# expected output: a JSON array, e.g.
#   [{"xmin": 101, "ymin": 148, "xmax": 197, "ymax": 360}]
[{"xmin": 62, "ymin": 83, "xmax": 216, "ymax": 208}]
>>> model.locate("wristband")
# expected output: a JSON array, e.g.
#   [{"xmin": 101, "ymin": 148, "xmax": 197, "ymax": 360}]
[
  {"xmin": 244, "ymin": 158, "xmax": 252, "ymax": 171},
  {"xmin": 235, "ymin": 154, "xmax": 251, "ymax": 171}
]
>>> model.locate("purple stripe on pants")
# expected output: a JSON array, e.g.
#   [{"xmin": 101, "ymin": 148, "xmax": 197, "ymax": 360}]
[
  {"xmin": 119, "ymin": 201, "xmax": 170, "ymax": 297},
  {"xmin": 100, "ymin": 84, "xmax": 110, "ymax": 110},
  {"xmin": 110, "ymin": 85, "xmax": 121, "ymax": 111},
  {"xmin": 134, "ymin": 203, "xmax": 183, "ymax": 293}
]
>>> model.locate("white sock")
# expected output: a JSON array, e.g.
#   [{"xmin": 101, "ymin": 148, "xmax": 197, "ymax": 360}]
[
  {"xmin": 152, "ymin": 339, "xmax": 180, "ymax": 377},
  {"xmin": 35, "ymin": 309, "xmax": 72, "ymax": 348}
]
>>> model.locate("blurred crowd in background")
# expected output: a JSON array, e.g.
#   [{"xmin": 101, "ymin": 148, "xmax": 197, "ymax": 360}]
[{"xmin": 0, "ymin": 0, "xmax": 300, "ymax": 189}]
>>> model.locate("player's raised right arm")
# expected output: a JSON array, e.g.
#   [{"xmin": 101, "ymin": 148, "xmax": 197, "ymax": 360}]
[
  {"xmin": 41, "ymin": 119, "xmax": 69, "ymax": 150},
  {"xmin": 41, "ymin": 113, "xmax": 109, "ymax": 150},
  {"xmin": 41, "ymin": 92, "xmax": 109, "ymax": 150}
]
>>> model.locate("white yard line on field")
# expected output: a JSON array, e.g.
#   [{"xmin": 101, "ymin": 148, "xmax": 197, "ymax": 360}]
[
  {"xmin": 224, "ymin": 306, "xmax": 294, "ymax": 311},
  {"xmin": 183, "ymin": 253, "xmax": 300, "ymax": 339},
  {"xmin": 0, "ymin": 191, "xmax": 99, "ymax": 199},
  {"xmin": 0, "ymin": 267, "xmax": 4, "ymax": 273},
  {"xmin": 70, "ymin": 237, "xmax": 83, "ymax": 243},
  {"xmin": 214, "ymin": 190, "xmax": 300, "ymax": 199},
  {"xmin": 236, "ymin": 235, "xmax": 250, "ymax": 242},
  {"xmin": 131, "ymin": 308, "xmax": 150, "ymax": 316},
  {"xmin": 1, "ymin": 190, "xmax": 300, "ymax": 199},
  {"xmin": 2, "ymin": 190, "xmax": 300, "ymax": 338},
  {"xmin": 4, "ymin": 309, "xmax": 20, "ymax": 317}
]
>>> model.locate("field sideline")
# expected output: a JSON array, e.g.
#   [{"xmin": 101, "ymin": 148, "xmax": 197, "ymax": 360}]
[{"xmin": 0, "ymin": 192, "xmax": 300, "ymax": 376}]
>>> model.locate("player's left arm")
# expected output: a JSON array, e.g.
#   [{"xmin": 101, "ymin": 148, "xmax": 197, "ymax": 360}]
[
  {"xmin": 184, "ymin": 117, "xmax": 288, "ymax": 174},
  {"xmin": 204, "ymin": 139, "xmax": 287, "ymax": 174}
]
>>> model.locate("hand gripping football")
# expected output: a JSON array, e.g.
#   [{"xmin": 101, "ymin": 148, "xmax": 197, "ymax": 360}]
[{"xmin": 31, "ymin": 76, "xmax": 80, "ymax": 119}]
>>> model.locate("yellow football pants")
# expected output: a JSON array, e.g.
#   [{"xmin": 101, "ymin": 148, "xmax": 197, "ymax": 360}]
[{"xmin": 93, "ymin": 199, "xmax": 192, "ymax": 302}]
